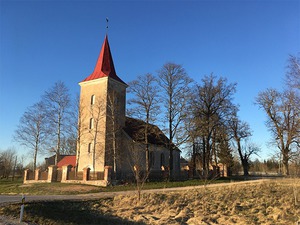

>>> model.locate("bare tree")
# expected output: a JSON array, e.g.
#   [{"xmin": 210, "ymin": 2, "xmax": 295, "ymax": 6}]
[
  {"xmin": 0, "ymin": 148, "xmax": 17, "ymax": 179},
  {"xmin": 74, "ymin": 94, "xmax": 85, "ymax": 173},
  {"xmin": 106, "ymin": 89, "xmax": 125, "ymax": 180},
  {"xmin": 158, "ymin": 62, "xmax": 193, "ymax": 179},
  {"xmin": 285, "ymin": 53, "xmax": 300, "ymax": 150},
  {"xmin": 242, "ymin": 142, "xmax": 261, "ymax": 174},
  {"xmin": 60, "ymin": 135, "xmax": 77, "ymax": 155},
  {"xmin": 183, "ymin": 111, "xmax": 200, "ymax": 177},
  {"xmin": 60, "ymin": 94, "xmax": 82, "ymax": 156},
  {"xmin": 61, "ymin": 113, "xmax": 78, "ymax": 155},
  {"xmin": 126, "ymin": 140, "xmax": 150, "ymax": 201},
  {"xmin": 228, "ymin": 117, "xmax": 254, "ymax": 176},
  {"xmin": 214, "ymin": 125, "xmax": 234, "ymax": 169},
  {"xmin": 88, "ymin": 95, "xmax": 105, "ymax": 173},
  {"xmin": 14, "ymin": 101, "xmax": 48, "ymax": 171},
  {"xmin": 127, "ymin": 73, "xmax": 160, "ymax": 174},
  {"xmin": 42, "ymin": 81, "xmax": 71, "ymax": 165},
  {"xmin": 190, "ymin": 74, "xmax": 237, "ymax": 176},
  {"xmin": 286, "ymin": 54, "xmax": 300, "ymax": 90},
  {"xmin": 256, "ymin": 88, "xmax": 299, "ymax": 175}
]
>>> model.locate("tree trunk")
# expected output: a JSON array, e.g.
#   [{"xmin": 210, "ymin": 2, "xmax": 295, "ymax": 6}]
[
  {"xmin": 145, "ymin": 120, "xmax": 149, "ymax": 174},
  {"xmin": 192, "ymin": 143, "xmax": 196, "ymax": 177},
  {"xmin": 212, "ymin": 130, "xmax": 217, "ymax": 165},
  {"xmin": 169, "ymin": 110, "xmax": 173, "ymax": 180},
  {"xmin": 55, "ymin": 120, "xmax": 61, "ymax": 166},
  {"xmin": 33, "ymin": 146, "xmax": 38, "ymax": 172},
  {"xmin": 236, "ymin": 138, "xmax": 249, "ymax": 176},
  {"xmin": 282, "ymin": 151, "xmax": 289, "ymax": 175},
  {"xmin": 202, "ymin": 137, "xmax": 206, "ymax": 175},
  {"xmin": 111, "ymin": 111, "xmax": 117, "ymax": 180},
  {"xmin": 12, "ymin": 156, "xmax": 17, "ymax": 181},
  {"xmin": 75, "ymin": 137, "xmax": 80, "ymax": 175},
  {"xmin": 112, "ymin": 130, "xmax": 117, "ymax": 180},
  {"xmin": 34, "ymin": 132, "xmax": 39, "ymax": 171},
  {"xmin": 93, "ymin": 135, "xmax": 97, "ymax": 173},
  {"xmin": 205, "ymin": 135, "xmax": 211, "ymax": 178},
  {"xmin": 242, "ymin": 159, "xmax": 249, "ymax": 176}
]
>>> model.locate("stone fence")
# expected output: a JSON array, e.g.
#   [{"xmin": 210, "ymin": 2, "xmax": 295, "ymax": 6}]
[{"xmin": 23, "ymin": 165, "xmax": 112, "ymax": 187}]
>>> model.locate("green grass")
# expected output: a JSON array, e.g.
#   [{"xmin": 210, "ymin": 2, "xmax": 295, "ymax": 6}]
[
  {"xmin": 0, "ymin": 179, "xmax": 103, "ymax": 195},
  {"xmin": 0, "ymin": 178, "xmax": 23, "ymax": 193}
]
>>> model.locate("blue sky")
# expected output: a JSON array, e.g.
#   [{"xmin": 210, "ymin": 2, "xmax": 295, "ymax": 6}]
[{"xmin": 0, "ymin": 0, "xmax": 299, "ymax": 161}]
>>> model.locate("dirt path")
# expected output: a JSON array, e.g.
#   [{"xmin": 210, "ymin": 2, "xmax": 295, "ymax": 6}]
[{"xmin": 76, "ymin": 178, "xmax": 273, "ymax": 199}]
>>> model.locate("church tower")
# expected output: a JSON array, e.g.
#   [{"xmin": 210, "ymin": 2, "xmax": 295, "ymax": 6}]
[{"xmin": 77, "ymin": 35, "xmax": 127, "ymax": 175}]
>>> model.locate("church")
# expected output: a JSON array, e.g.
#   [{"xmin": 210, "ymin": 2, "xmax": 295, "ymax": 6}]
[{"xmin": 75, "ymin": 35, "xmax": 181, "ymax": 181}]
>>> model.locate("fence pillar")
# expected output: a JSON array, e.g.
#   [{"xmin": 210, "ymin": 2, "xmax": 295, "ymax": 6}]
[
  {"xmin": 223, "ymin": 164, "xmax": 228, "ymax": 177},
  {"xmin": 23, "ymin": 169, "xmax": 29, "ymax": 183},
  {"xmin": 61, "ymin": 165, "xmax": 69, "ymax": 182},
  {"xmin": 83, "ymin": 167, "xmax": 90, "ymax": 182},
  {"xmin": 47, "ymin": 165, "xmax": 57, "ymax": 182},
  {"xmin": 104, "ymin": 166, "xmax": 112, "ymax": 183},
  {"xmin": 34, "ymin": 168, "xmax": 40, "ymax": 181}
]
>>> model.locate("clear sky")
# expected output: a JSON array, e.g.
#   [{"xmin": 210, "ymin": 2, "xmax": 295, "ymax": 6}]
[{"xmin": 0, "ymin": 0, "xmax": 299, "ymax": 161}]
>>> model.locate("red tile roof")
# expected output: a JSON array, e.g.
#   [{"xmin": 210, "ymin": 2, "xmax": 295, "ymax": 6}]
[
  {"xmin": 57, "ymin": 155, "xmax": 76, "ymax": 168},
  {"xmin": 82, "ymin": 35, "xmax": 126, "ymax": 84}
]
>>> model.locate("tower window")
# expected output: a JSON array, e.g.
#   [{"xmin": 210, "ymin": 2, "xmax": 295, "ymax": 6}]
[
  {"xmin": 89, "ymin": 118, "xmax": 94, "ymax": 129},
  {"xmin": 88, "ymin": 143, "xmax": 92, "ymax": 153},
  {"xmin": 91, "ymin": 95, "xmax": 95, "ymax": 105}
]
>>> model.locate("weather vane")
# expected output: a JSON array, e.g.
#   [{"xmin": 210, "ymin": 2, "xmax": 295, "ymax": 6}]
[{"xmin": 106, "ymin": 17, "xmax": 109, "ymax": 33}]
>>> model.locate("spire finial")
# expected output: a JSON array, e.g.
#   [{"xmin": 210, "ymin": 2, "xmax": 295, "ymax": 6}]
[{"xmin": 106, "ymin": 17, "xmax": 109, "ymax": 34}]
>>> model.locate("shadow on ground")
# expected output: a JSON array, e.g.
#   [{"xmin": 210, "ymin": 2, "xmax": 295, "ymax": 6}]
[{"xmin": 1, "ymin": 200, "xmax": 146, "ymax": 225}]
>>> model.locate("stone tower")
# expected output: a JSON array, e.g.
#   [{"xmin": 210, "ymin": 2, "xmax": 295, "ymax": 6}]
[{"xmin": 77, "ymin": 35, "xmax": 127, "ymax": 175}]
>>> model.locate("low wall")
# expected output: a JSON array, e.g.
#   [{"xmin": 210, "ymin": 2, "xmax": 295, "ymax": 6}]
[{"xmin": 23, "ymin": 165, "xmax": 112, "ymax": 187}]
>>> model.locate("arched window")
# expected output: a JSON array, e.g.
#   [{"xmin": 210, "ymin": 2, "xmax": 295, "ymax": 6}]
[
  {"xmin": 89, "ymin": 118, "xmax": 94, "ymax": 129},
  {"xmin": 91, "ymin": 95, "xmax": 95, "ymax": 105},
  {"xmin": 149, "ymin": 152, "xmax": 155, "ymax": 167},
  {"xmin": 88, "ymin": 143, "xmax": 92, "ymax": 153},
  {"xmin": 160, "ymin": 153, "xmax": 165, "ymax": 167}
]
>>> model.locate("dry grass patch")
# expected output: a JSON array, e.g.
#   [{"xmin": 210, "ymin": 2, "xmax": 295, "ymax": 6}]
[
  {"xmin": 1, "ymin": 179, "xmax": 299, "ymax": 225},
  {"xmin": 95, "ymin": 179, "xmax": 300, "ymax": 225}
]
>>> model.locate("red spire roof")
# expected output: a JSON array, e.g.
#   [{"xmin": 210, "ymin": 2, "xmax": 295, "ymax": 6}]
[{"xmin": 82, "ymin": 35, "xmax": 126, "ymax": 84}]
